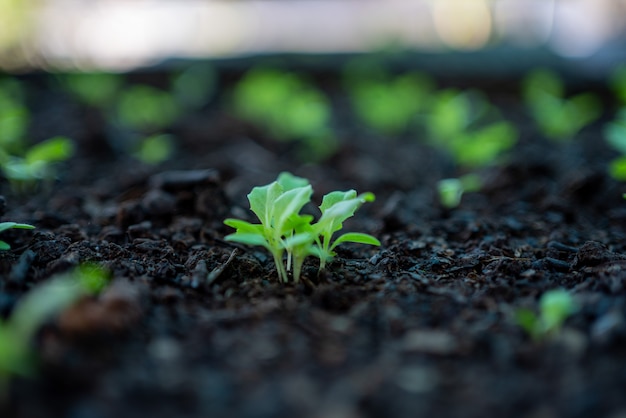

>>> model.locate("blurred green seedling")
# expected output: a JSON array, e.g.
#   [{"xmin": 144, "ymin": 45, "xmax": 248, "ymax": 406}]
[
  {"xmin": 604, "ymin": 108, "xmax": 626, "ymax": 181},
  {"xmin": 610, "ymin": 65, "xmax": 626, "ymax": 105},
  {"xmin": 61, "ymin": 72, "xmax": 123, "ymax": 109},
  {"xmin": 0, "ymin": 136, "xmax": 75, "ymax": 193},
  {"xmin": 0, "ymin": 221, "xmax": 34, "ymax": 250},
  {"xmin": 437, "ymin": 174, "xmax": 482, "ymax": 209},
  {"xmin": 523, "ymin": 69, "xmax": 601, "ymax": 141},
  {"xmin": 0, "ymin": 78, "xmax": 29, "ymax": 155},
  {"xmin": 344, "ymin": 67, "xmax": 433, "ymax": 136},
  {"xmin": 516, "ymin": 289, "xmax": 578, "ymax": 342},
  {"xmin": 0, "ymin": 264, "xmax": 109, "ymax": 400},
  {"xmin": 116, "ymin": 84, "xmax": 179, "ymax": 132},
  {"xmin": 224, "ymin": 172, "xmax": 380, "ymax": 283},
  {"xmin": 232, "ymin": 68, "xmax": 337, "ymax": 161}
]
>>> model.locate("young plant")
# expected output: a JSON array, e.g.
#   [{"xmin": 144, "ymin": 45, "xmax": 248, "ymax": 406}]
[
  {"xmin": 437, "ymin": 174, "xmax": 482, "ymax": 209},
  {"xmin": 344, "ymin": 65, "xmax": 433, "ymax": 136},
  {"xmin": 0, "ymin": 136, "xmax": 75, "ymax": 193},
  {"xmin": 0, "ymin": 264, "xmax": 109, "ymax": 399},
  {"xmin": 604, "ymin": 108, "xmax": 626, "ymax": 181},
  {"xmin": 516, "ymin": 289, "xmax": 578, "ymax": 341},
  {"xmin": 523, "ymin": 69, "xmax": 601, "ymax": 141},
  {"xmin": 0, "ymin": 222, "xmax": 34, "ymax": 250},
  {"xmin": 224, "ymin": 172, "xmax": 380, "ymax": 283},
  {"xmin": 232, "ymin": 68, "xmax": 337, "ymax": 161}
]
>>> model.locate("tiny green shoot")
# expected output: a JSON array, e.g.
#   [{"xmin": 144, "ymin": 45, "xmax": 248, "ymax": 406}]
[
  {"xmin": 0, "ymin": 136, "xmax": 75, "ymax": 193},
  {"xmin": 516, "ymin": 289, "xmax": 578, "ymax": 341},
  {"xmin": 0, "ymin": 221, "xmax": 34, "ymax": 250},
  {"xmin": 224, "ymin": 172, "xmax": 380, "ymax": 283},
  {"xmin": 0, "ymin": 264, "xmax": 109, "ymax": 399},
  {"xmin": 523, "ymin": 69, "xmax": 601, "ymax": 141},
  {"xmin": 437, "ymin": 173, "xmax": 482, "ymax": 209}
]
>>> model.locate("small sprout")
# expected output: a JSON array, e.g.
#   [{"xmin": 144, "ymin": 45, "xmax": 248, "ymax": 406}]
[
  {"xmin": 437, "ymin": 174, "xmax": 482, "ymax": 209},
  {"xmin": 0, "ymin": 264, "xmax": 109, "ymax": 399},
  {"xmin": 0, "ymin": 221, "xmax": 34, "ymax": 250},
  {"xmin": 232, "ymin": 69, "xmax": 337, "ymax": 161},
  {"xmin": 604, "ymin": 109, "xmax": 626, "ymax": 182},
  {"xmin": 344, "ymin": 65, "xmax": 433, "ymax": 136},
  {"xmin": 116, "ymin": 85, "xmax": 179, "ymax": 131},
  {"xmin": 62, "ymin": 72, "xmax": 122, "ymax": 108},
  {"xmin": 523, "ymin": 69, "xmax": 601, "ymax": 141},
  {"xmin": 133, "ymin": 133, "xmax": 175, "ymax": 165},
  {"xmin": 224, "ymin": 172, "xmax": 380, "ymax": 283},
  {"xmin": 516, "ymin": 289, "xmax": 578, "ymax": 341},
  {"xmin": 0, "ymin": 136, "xmax": 75, "ymax": 193}
]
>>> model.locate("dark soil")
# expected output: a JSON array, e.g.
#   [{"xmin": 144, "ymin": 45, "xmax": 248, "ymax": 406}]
[{"xmin": 2, "ymin": 65, "xmax": 626, "ymax": 418}]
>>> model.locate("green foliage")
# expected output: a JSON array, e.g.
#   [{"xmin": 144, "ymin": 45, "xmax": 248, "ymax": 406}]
[
  {"xmin": 0, "ymin": 136, "xmax": 75, "ymax": 193},
  {"xmin": 609, "ymin": 65, "xmax": 626, "ymax": 104},
  {"xmin": 232, "ymin": 69, "xmax": 336, "ymax": 161},
  {"xmin": 62, "ymin": 72, "xmax": 123, "ymax": 108},
  {"xmin": 345, "ymin": 68, "xmax": 433, "ymax": 136},
  {"xmin": 171, "ymin": 63, "xmax": 216, "ymax": 110},
  {"xmin": 604, "ymin": 109, "xmax": 626, "ymax": 182},
  {"xmin": 0, "ymin": 221, "xmax": 34, "ymax": 250},
  {"xmin": 427, "ymin": 89, "xmax": 518, "ymax": 169},
  {"xmin": 523, "ymin": 69, "xmax": 601, "ymax": 141},
  {"xmin": 437, "ymin": 174, "xmax": 482, "ymax": 209},
  {"xmin": 0, "ymin": 264, "xmax": 109, "ymax": 398},
  {"xmin": 132, "ymin": 133, "xmax": 175, "ymax": 165},
  {"xmin": 0, "ymin": 78, "xmax": 28, "ymax": 154},
  {"xmin": 224, "ymin": 172, "xmax": 380, "ymax": 283},
  {"xmin": 116, "ymin": 85, "xmax": 179, "ymax": 132},
  {"xmin": 516, "ymin": 289, "xmax": 578, "ymax": 341}
]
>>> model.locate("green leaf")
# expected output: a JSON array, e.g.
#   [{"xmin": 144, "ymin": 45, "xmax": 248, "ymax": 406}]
[
  {"xmin": 24, "ymin": 136, "xmax": 74, "ymax": 165},
  {"xmin": 319, "ymin": 190, "xmax": 357, "ymax": 213},
  {"xmin": 224, "ymin": 232, "xmax": 270, "ymax": 248},
  {"xmin": 277, "ymin": 172, "xmax": 310, "ymax": 190},
  {"xmin": 609, "ymin": 156, "xmax": 626, "ymax": 181},
  {"xmin": 540, "ymin": 289, "xmax": 577, "ymax": 332},
  {"xmin": 0, "ymin": 222, "xmax": 35, "ymax": 233},
  {"xmin": 516, "ymin": 308, "xmax": 539, "ymax": 339},
  {"xmin": 248, "ymin": 181, "xmax": 283, "ymax": 227},
  {"xmin": 272, "ymin": 185, "xmax": 313, "ymax": 232},
  {"xmin": 331, "ymin": 232, "xmax": 380, "ymax": 250},
  {"xmin": 0, "ymin": 241, "xmax": 10, "ymax": 250}
]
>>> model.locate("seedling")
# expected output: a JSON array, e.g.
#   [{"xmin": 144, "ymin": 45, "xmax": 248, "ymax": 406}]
[
  {"xmin": 0, "ymin": 264, "xmax": 109, "ymax": 399},
  {"xmin": 0, "ymin": 136, "xmax": 75, "ymax": 193},
  {"xmin": 523, "ymin": 69, "xmax": 601, "ymax": 141},
  {"xmin": 224, "ymin": 172, "xmax": 380, "ymax": 283},
  {"xmin": 437, "ymin": 174, "xmax": 482, "ymax": 209},
  {"xmin": 0, "ymin": 222, "xmax": 34, "ymax": 250},
  {"xmin": 0, "ymin": 78, "xmax": 28, "ymax": 155},
  {"xmin": 232, "ymin": 68, "xmax": 337, "ymax": 161},
  {"xmin": 116, "ymin": 85, "xmax": 179, "ymax": 132},
  {"xmin": 516, "ymin": 289, "xmax": 578, "ymax": 341},
  {"xmin": 609, "ymin": 65, "xmax": 626, "ymax": 105},
  {"xmin": 61, "ymin": 72, "xmax": 122, "ymax": 108},
  {"xmin": 344, "ymin": 66, "xmax": 433, "ymax": 136},
  {"xmin": 604, "ymin": 109, "xmax": 626, "ymax": 181}
]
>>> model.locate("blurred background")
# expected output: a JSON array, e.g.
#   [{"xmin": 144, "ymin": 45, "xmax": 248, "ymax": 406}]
[{"xmin": 1, "ymin": 0, "xmax": 626, "ymax": 74}]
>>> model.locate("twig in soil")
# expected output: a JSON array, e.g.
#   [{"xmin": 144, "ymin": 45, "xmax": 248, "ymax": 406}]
[{"xmin": 206, "ymin": 249, "xmax": 238, "ymax": 286}]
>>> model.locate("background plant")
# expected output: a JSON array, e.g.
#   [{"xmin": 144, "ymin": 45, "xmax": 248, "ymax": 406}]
[
  {"xmin": 523, "ymin": 69, "xmax": 601, "ymax": 141},
  {"xmin": 0, "ymin": 264, "xmax": 109, "ymax": 399},
  {"xmin": 232, "ymin": 68, "xmax": 337, "ymax": 161},
  {"xmin": 343, "ymin": 63, "xmax": 433, "ymax": 136},
  {"xmin": 516, "ymin": 289, "xmax": 578, "ymax": 341}
]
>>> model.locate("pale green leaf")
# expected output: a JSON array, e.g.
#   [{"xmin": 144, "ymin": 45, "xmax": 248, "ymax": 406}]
[
  {"xmin": 331, "ymin": 232, "xmax": 380, "ymax": 250},
  {"xmin": 277, "ymin": 172, "xmax": 310, "ymax": 190},
  {"xmin": 248, "ymin": 181, "xmax": 283, "ymax": 227}
]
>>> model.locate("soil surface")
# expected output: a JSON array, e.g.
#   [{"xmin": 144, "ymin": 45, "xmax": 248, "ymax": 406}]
[{"xmin": 1, "ymin": 66, "xmax": 626, "ymax": 418}]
